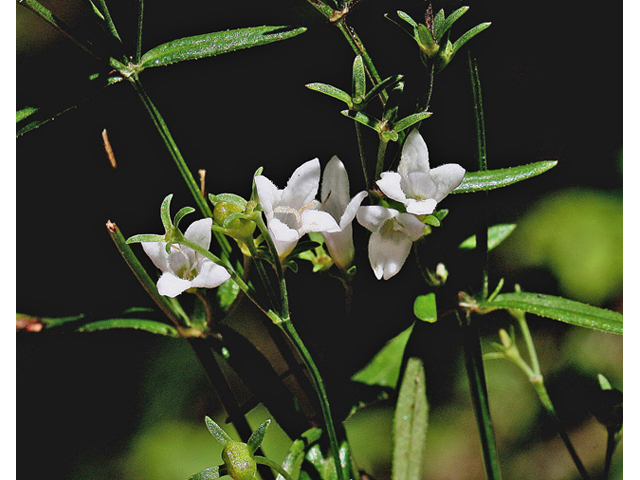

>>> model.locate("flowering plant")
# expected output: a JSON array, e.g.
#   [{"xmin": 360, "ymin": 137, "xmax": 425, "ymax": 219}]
[{"xmin": 17, "ymin": 2, "xmax": 622, "ymax": 480}]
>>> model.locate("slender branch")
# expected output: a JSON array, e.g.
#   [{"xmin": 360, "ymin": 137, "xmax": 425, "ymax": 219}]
[
  {"xmin": 458, "ymin": 311, "xmax": 502, "ymax": 480},
  {"xmin": 374, "ymin": 136, "xmax": 390, "ymax": 180},
  {"xmin": 354, "ymin": 122, "xmax": 370, "ymax": 189},
  {"xmin": 134, "ymin": 0, "xmax": 144, "ymax": 64}
]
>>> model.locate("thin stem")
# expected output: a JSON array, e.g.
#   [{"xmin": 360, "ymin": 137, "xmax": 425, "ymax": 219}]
[
  {"xmin": 18, "ymin": 0, "xmax": 102, "ymax": 60},
  {"xmin": 128, "ymin": 77, "xmax": 233, "ymax": 261},
  {"xmin": 468, "ymin": 52, "xmax": 489, "ymax": 300},
  {"xmin": 95, "ymin": 0, "xmax": 122, "ymax": 43},
  {"xmin": 374, "ymin": 136, "xmax": 390, "ymax": 180},
  {"xmin": 193, "ymin": 289, "xmax": 215, "ymax": 328},
  {"xmin": 134, "ymin": 0, "xmax": 144, "ymax": 64},
  {"xmin": 512, "ymin": 310, "xmax": 542, "ymax": 378},
  {"xmin": 246, "ymin": 239, "xmax": 278, "ymax": 311},
  {"xmin": 458, "ymin": 311, "xmax": 502, "ymax": 480},
  {"xmin": 354, "ymin": 122, "xmax": 370, "ymax": 189},
  {"xmin": 603, "ymin": 427, "xmax": 619, "ymax": 480}
]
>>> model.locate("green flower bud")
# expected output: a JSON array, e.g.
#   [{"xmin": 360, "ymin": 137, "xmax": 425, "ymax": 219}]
[
  {"xmin": 213, "ymin": 201, "xmax": 256, "ymax": 241},
  {"xmin": 222, "ymin": 441, "xmax": 257, "ymax": 480}
]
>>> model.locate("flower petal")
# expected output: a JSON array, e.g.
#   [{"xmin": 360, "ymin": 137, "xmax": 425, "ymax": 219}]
[
  {"xmin": 339, "ymin": 190, "xmax": 368, "ymax": 229},
  {"xmin": 183, "ymin": 218, "xmax": 213, "ymax": 250},
  {"xmin": 268, "ymin": 217, "xmax": 301, "ymax": 257},
  {"xmin": 356, "ymin": 205, "xmax": 398, "ymax": 233},
  {"xmin": 156, "ymin": 271, "xmax": 192, "ymax": 297},
  {"xmin": 323, "ymin": 228, "xmax": 355, "ymax": 271},
  {"xmin": 254, "ymin": 175, "xmax": 280, "ymax": 219},
  {"xmin": 142, "ymin": 241, "xmax": 170, "ymax": 272},
  {"xmin": 300, "ymin": 209, "xmax": 341, "ymax": 234},
  {"xmin": 281, "ymin": 158, "xmax": 321, "ymax": 209},
  {"xmin": 368, "ymin": 226, "xmax": 414, "ymax": 280},
  {"xmin": 376, "ymin": 172, "xmax": 407, "ymax": 204},
  {"xmin": 405, "ymin": 198, "xmax": 437, "ymax": 215},
  {"xmin": 190, "ymin": 260, "xmax": 231, "ymax": 288},
  {"xmin": 429, "ymin": 163, "xmax": 466, "ymax": 202},
  {"xmin": 399, "ymin": 129, "xmax": 430, "ymax": 178},
  {"xmin": 321, "ymin": 156, "xmax": 351, "ymax": 221},
  {"xmin": 396, "ymin": 212, "xmax": 428, "ymax": 241}
]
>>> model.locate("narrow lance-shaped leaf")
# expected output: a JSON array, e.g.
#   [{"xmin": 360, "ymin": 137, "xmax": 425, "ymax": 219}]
[
  {"xmin": 306, "ymin": 83, "xmax": 353, "ymax": 106},
  {"xmin": 452, "ymin": 161, "xmax": 558, "ymax": 194},
  {"xmin": 352, "ymin": 55, "xmax": 366, "ymax": 99},
  {"xmin": 341, "ymin": 110, "xmax": 381, "ymax": 131},
  {"xmin": 352, "ymin": 323, "xmax": 414, "ymax": 389},
  {"xmin": 247, "ymin": 419, "xmax": 271, "ymax": 454},
  {"xmin": 436, "ymin": 7, "xmax": 469, "ymax": 41},
  {"xmin": 393, "ymin": 111, "xmax": 433, "ymax": 133},
  {"xmin": 186, "ymin": 466, "xmax": 223, "ymax": 480},
  {"xmin": 459, "ymin": 224, "xmax": 517, "ymax": 251},
  {"xmin": 392, "ymin": 357, "xmax": 428, "ymax": 480},
  {"xmin": 139, "ymin": 25, "xmax": 307, "ymax": 69},
  {"xmin": 77, "ymin": 318, "xmax": 179, "ymax": 337},
  {"xmin": 478, "ymin": 292, "xmax": 623, "ymax": 335},
  {"xmin": 205, "ymin": 417, "xmax": 232, "ymax": 445},
  {"xmin": 452, "ymin": 23, "xmax": 492, "ymax": 55}
]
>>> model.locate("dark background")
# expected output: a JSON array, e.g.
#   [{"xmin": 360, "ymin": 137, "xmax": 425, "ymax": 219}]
[{"xmin": 17, "ymin": 1, "xmax": 622, "ymax": 479}]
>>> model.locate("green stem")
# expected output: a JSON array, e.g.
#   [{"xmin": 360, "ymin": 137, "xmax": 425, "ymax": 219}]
[
  {"xmin": 134, "ymin": 0, "xmax": 144, "ymax": 64},
  {"xmin": 374, "ymin": 136, "xmax": 390, "ymax": 181},
  {"xmin": 193, "ymin": 289, "xmax": 215, "ymax": 328},
  {"xmin": 255, "ymin": 456, "xmax": 295, "ymax": 480},
  {"xmin": 246, "ymin": 239, "xmax": 279, "ymax": 311},
  {"xmin": 128, "ymin": 76, "xmax": 233, "ymax": 261},
  {"xmin": 354, "ymin": 122, "xmax": 371, "ymax": 189},
  {"xmin": 458, "ymin": 311, "xmax": 502, "ymax": 480},
  {"xmin": 18, "ymin": 0, "xmax": 102, "ymax": 60},
  {"xmin": 468, "ymin": 52, "xmax": 489, "ymax": 300}
]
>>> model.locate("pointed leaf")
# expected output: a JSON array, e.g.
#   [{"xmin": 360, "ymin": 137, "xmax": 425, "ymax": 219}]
[
  {"xmin": 392, "ymin": 357, "xmax": 428, "ymax": 480},
  {"xmin": 452, "ymin": 161, "xmax": 558, "ymax": 194},
  {"xmin": 459, "ymin": 224, "xmax": 517, "ymax": 251},
  {"xmin": 478, "ymin": 292, "xmax": 623, "ymax": 335},
  {"xmin": 126, "ymin": 234, "xmax": 166, "ymax": 244},
  {"xmin": 433, "ymin": 9, "xmax": 446, "ymax": 40},
  {"xmin": 306, "ymin": 83, "xmax": 352, "ymax": 106},
  {"xmin": 139, "ymin": 26, "xmax": 307, "ymax": 69},
  {"xmin": 205, "ymin": 417, "xmax": 232, "ymax": 445},
  {"xmin": 174, "ymin": 206, "xmax": 195, "ymax": 229},
  {"xmin": 393, "ymin": 111, "xmax": 432, "ymax": 132},
  {"xmin": 352, "ymin": 55, "xmax": 366, "ymax": 99},
  {"xmin": 341, "ymin": 110, "xmax": 381, "ymax": 131},
  {"xmin": 363, "ymin": 74, "xmax": 404, "ymax": 105},
  {"xmin": 396, "ymin": 10, "xmax": 418, "ymax": 29},
  {"xmin": 160, "ymin": 194, "xmax": 174, "ymax": 230},
  {"xmin": 217, "ymin": 278, "xmax": 241, "ymax": 310},
  {"xmin": 352, "ymin": 324, "xmax": 414, "ymax": 388},
  {"xmin": 452, "ymin": 23, "xmax": 492, "ymax": 55},
  {"xmin": 186, "ymin": 466, "xmax": 222, "ymax": 480},
  {"xmin": 76, "ymin": 318, "xmax": 179, "ymax": 337},
  {"xmin": 437, "ymin": 7, "xmax": 469, "ymax": 41},
  {"xmin": 247, "ymin": 419, "xmax": 271, "ymax": 454}
]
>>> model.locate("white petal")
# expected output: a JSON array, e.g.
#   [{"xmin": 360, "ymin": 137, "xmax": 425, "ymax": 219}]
[
  {"xmin": 268, "ymin": 217, "xmax": 301, "ymax": 257},
  {"xmin": 405, "ymin": 198, "xmax": 437, "ymax": 215},
  {"xmin": 300, "ymin": 209, "xmax": 341, "ymax": 234},
  {"xmin": 403, "ymin": 172, "xmax": 436, "ymax": 199},
  {"xmin": 368, "ymin": 227, "xmax": 414, "ymax": 280},
  {"xmin": 254, "ymin": 175, "xmax": 280, "ymax": 219},
  {"xmin": 190, "ymin": 260, "xmax": 231, "ymax": 288},
  {"xmin": 399, "ymin": 129, "xmax": 430, "ymax": 178},
  {"xmin": 168, "ymin": 244, "xmax": 194, "ymax": 276},
  {"xmin": 184, "ymin": 218, "xmax": 213, "ymax": 250},
  {"xmin": 322, "ymin": 227, "xmax": 354, "ymax": 271},
  {"xmin": 396, "ymin": 212, "xmax": 428, "ymax": 241},
  {"xmin": 321, "ymin": 156, "xmax": 350, "ymax": 220},
  {"xmin": 156, "ymin": 271, "xmax": 192, "ymax": 297},
  {"xmin": 282, "ymin": 159, "xmax": 321, "ymax": 209},
  {"xmin": 429, "ymin": 163, "xmax": 466, "ymax": 202},
  {"xmin": 338, "ymin": 191, "xmax": 368, "ymax": 229},
  {"xmin": 142, "ymin": 241, "xmax": 170, "ymax": 272},
  {"xmin": 376, "ymin": 172, "xmax": 407, "ymax": 204},
  {"xmin": 356, "ymin": 205, "xmax": 398, "ymax": 233}
]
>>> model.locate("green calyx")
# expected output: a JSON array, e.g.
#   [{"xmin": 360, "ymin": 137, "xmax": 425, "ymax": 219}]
[
  {"xmin": 222, "ymin": 441, "xmax": 257, "ymax": 480},
  {"xmin": 210, "ymin": 194, "xmax": 257, "ymax": 241}
]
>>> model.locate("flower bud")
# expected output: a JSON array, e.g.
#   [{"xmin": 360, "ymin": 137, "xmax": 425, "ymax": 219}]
[
  {"xmin": 213, "ymin": 201, "xmax": 256, "ymax": 240},
  {"xmin": 222, "ymin": 441, "xmax": 257, "ymax": 480}
]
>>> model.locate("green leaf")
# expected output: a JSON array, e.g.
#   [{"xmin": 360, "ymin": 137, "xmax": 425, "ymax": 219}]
[
  {"xmin": 76, "ymin": 318, "xmax": 179, "ymax": 337},
  {"xmin": 352, "ymin": 55, "xmax": 366, "ymax": 99},
  {"xmin": 16, "ymin": 313, "xmax": 85, "ymax": 330},
  {"xmin": 432, "ymin": 9, "xmax": 446, "ymax": 40},
  {"xmin": 393, "ymin": 111, "xmax": 432, "ymax": 132},
  {"xmin": 459, "ymin": 224, "xmax": 517, "ymax": 251},
  {"xmin": 205, "ymin": 417, "xmax": 232, "ymax": 445},
  {"xmin": 306, "ymin": 83, "xmax": 352, "ymax": 106},
  {"xmin": 160, "ymin": 194, "xmax": 174, "ymax": 230},
  {"xmin": 173, "ymin": 206, "xmax": 195, "ymax": 229},
  {"xmin": 217, "ymin": 278, "xmax": 241, "ymax": 310},
  {"xmin": 452, "ymin": 161, "xmax": 558, "ymax": 194},
  {"xmin": 247, "ymin": 419, "xmax": 270, "ymax": 454},
  {"xmin": 437, "ymin": 6, "xmax": 469, "ymax": 41},
  {"xmin": 139, "ymin": 26, "xmax": 306, "ymax": 69},
  {"xmin": 352, "ymin": 324, "xmax": 414, "ymax": 389},
  {"xmin": 16, "ymin": 106, "xmax": 39, "ymax": 123},
  {"xmin": 276, "ymin": 428, "xmax": 323, "ymax": 480},
  {"xmin": 209, "ymin": 193, "xmax": 248, "ymax": 208},
  {"xmin": 126, "ymin": 234, "xmax": 166, "ymax": 244},
  {"xmin": 341, "ymin": 110, "xmax": 381, "ymax": 131},
  {"xmin": 186, "ymin": 466, "xmax": 222, "ymax": 480},
  {"xmin": 452, "ymin": 23, "xmax": 492, "ymax": 55},
  {"xmin": 396, "ymin": 10, "xmax": 418, "ymax": 29},
  {"xmin": 363, "ymin": 74, "xmax": 404, "ymax": 105},
  {"xmin": 392, "ymin": 357, "xmax": 428, "ymax": 480},
  {"xmin": 479, "ymin": 292, "xmax": 623, "ymax": 335},
  {"xmin": 414, "ymin": 294, "xmax": 437, "ymax": 323}
]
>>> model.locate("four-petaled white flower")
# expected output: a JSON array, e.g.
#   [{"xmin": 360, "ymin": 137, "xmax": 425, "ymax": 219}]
[
  {"xmin": 376, "ymin": 129, "xmax": 465, "ymax": 215},
  {"xmin": 319, "ymin": 156, "xmax": 368, "ymax": 271},
  {"xmin": 356, "ymin": 206, "xmax": 427, "ymax": 280},
  {"xmin": 255, "ymin": 159, "xmax": 341, "ymax": 258},
  {"xmin": 142, "ymin": 218, "xmax": 231, "ymax": 297}
]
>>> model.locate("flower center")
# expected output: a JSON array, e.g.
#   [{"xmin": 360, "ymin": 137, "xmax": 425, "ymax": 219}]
[
  {"xmin": 273, "ymin": 201, "xmax": 319, "ymax": 228},
  {"xmin": 171, "ymin": 244, "xmax": 199, "ymax": 280}
]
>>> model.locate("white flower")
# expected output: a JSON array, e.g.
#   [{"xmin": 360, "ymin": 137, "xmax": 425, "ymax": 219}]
[
  {"xmin": 376, "ymin": 130, "xmax": 465, "ymax": 215},
  {"xmin": 255, "ymin": 159, "xmax": 341, "ymax": 258},
  {"xmin": 356, "ymin": 206, "xmax": 426, "ymax": 280},
  {"xmin": 319, "ymin": 156, "xmax": 368, "ymax": 271},
  {"xmin": 142, "ymin": 218, "xmax": 231, "ymax": 297}
]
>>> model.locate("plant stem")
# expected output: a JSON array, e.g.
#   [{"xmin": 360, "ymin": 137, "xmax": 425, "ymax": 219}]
[
  {"xmin": 374, "ymin": 136, "xmax": 390, "ymax": 181},
  {"xmin": 468, "ymin": 52, "xmax": 489, "ymax": 300},
  {"xmin": 128, "ymin": 76, "xmax": 233, "ymax": 261},
  {"xmin": 134, "ymin": 0, "xmax": 144, "ymax": 64},
  {"xmin": 458, "ymin": 311, "xmax": 502, "ymax": 480},
  {"xmin": 354, "ymin": 122, "xmax": 371, "ymax": 189}
]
